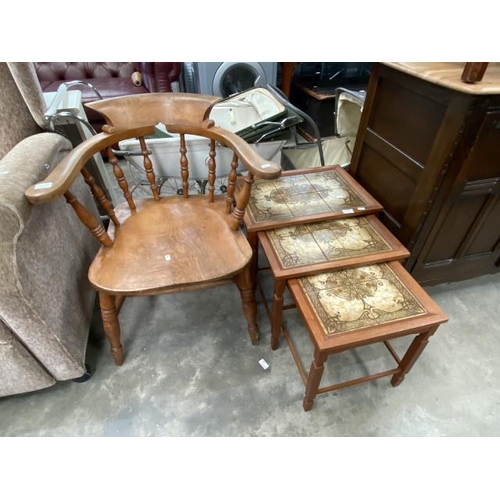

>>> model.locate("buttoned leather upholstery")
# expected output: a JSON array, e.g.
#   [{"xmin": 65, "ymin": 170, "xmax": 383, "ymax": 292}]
[{"xmin": 34, "ymin": 62, "xmax": 182, "ymax": 130}]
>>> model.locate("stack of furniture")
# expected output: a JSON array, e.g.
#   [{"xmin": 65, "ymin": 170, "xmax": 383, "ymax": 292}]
[{"xmin": 243, "ymin": 165, "xmax": 448, "ymax": 411}]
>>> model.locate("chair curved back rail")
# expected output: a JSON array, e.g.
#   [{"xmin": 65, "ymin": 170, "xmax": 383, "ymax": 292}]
[
  {"xmin": 25, "ymin": 93, "xmax": 282, "ymax": 248},
  {"xmin": 24, "ymin": 93, "xmax": 282, "ymax": 365}
]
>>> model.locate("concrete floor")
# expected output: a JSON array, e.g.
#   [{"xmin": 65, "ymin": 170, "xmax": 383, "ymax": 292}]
[
  {"xmin": 1, "ymin": 144, "xmax": 499, "ymax": 438},
  {"xmin": 1, "ymin": 264, "xmax": 499, "ymax": 437}
]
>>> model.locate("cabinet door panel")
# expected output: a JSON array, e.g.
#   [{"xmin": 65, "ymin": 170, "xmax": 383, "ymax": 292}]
[
  {"xmin": 467, "ymin": 110, "xmax": 500, "ymax": 181},
  {"xmin": 424, "ymin": 191, "xmax": 490, "ymax": 263},
  {"xmin": 370, "ymin": 77, "xmax": 446, "ymax": 165},
  {"xmin": 355, "ymin": 146, "xmax": 416, "ymax": 235},
  {"xmin": 464, "ymin": 191, "xmax": 500, "ymax": 256},
  {"xmin": 412, "ymin": 105, "xmax": 500, "ymax": 284}
]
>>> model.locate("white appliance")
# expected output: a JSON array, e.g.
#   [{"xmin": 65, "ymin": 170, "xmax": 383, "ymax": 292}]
[{"xmin": 182, "ymin": 62, "xmax": 278, "ymax": 97}]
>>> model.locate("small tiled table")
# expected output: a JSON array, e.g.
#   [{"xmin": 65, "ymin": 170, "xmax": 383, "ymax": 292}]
[
  {"xmin": 258, "ymin": 215, "xmax": 410, "ymax": 349},
  {"xmin": 287, "ymin": 261, "xmax": 448, "ymax": 411},
  {"xmin": 244, "ymin": 165, "xmax": 383, "ymax": 233}
]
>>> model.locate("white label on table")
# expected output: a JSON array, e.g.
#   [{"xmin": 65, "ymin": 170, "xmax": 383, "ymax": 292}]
[
  {"xmin": 342, "ymin": 208, "xmax": 355, "ymax": 214},
  {"xmin": 164, "ymin": 254, "xmax": 171, "ymax": 261},
  {"xmin": 34, "ymin": 182, "xmax": 53, "ymax": 190},
  {"xmin": 357, "ymin": 207, "xmax": 366, "ymax": 211}
]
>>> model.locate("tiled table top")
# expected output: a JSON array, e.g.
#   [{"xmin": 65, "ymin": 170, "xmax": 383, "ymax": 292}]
[
  {"xmin": 244, "ymin": 165, "xmax": 383, "ymax": 232},
  {"xmin": 296, "ymin": 263, "xmax": 427, "ymax": 336},
  {"xmin": 259, "ymin": 215, "xmax": 409, "ymax": 279},
  {"xmin": 287, "ymin": 260, "xmax": 448, "ymax": 350}
]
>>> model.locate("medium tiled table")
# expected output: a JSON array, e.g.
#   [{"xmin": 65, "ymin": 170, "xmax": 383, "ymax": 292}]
[
  {"xmin": 258, "ymin": 215, "xmax": 410, "ymax": 349},
  {"xmin": 287, "ymin": 261, "xmax": 448, "ymax": 411}
]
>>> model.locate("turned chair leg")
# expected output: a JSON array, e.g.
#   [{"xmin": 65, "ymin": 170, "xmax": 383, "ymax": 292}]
[
  {"xmin": 247, "ymin": 231, "xmax": 259, "ymax": 292},
  {"xmin": 235, "ymin": 266, "xmax": 260, "ymax": 345},
  {"xmin": 99, "ymin": 292, "xmax": 124, "ymax": 366}
]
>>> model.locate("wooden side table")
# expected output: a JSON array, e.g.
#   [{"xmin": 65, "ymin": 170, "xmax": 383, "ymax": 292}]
[
  {"xmin": 258, "ymin": 215, "xmax": 410, "ymax": 349},
  {"xmin": 287, "ymin": 261, "xmax": 448, "ymax": 411}
]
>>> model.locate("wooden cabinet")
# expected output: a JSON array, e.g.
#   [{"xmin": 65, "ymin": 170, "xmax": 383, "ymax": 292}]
[
  {"xmin": 291, "ymin": 83, "xmax": 338, "ymax": 138},
  {"xmin": 350, "ymin": 63, "xmax": 500, "ymax": 286}
]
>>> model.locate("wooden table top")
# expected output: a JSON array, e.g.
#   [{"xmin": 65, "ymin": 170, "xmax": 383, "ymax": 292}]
[{"xmin": 383, "ymin": 62, "xmax": 500, "ymax": 95}]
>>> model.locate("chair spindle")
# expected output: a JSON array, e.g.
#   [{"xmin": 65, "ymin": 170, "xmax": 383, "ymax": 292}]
[
  {"xmin": 108, "ymin": 148, "xmax": 136, "ymax": 212},
  {"xmin": 207, "ymin": 139, "xmax": 216, "ymax": 203},
  {"xmin": 64, "ymin": 190, "xmax": 113, "ymax": 246},
  {"xmin": 138, "ymin": 136, "xmax": 160, "ymax": 201},
  {"xmin": 226, "ymin": 153, "xmax": 239, "ymax": 214},
  {"xmin": 81, "ymin": 167, "xmax": 120, "ymax": 227},
  {"xmin": 180, "ymin": 134, "xmax": 189, "ymax": 198}
]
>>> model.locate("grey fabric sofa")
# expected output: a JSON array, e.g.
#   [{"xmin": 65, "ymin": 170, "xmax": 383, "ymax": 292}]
[{"xmin": 0, "ymin": 63, "xmax": 99, "ymax": 397}]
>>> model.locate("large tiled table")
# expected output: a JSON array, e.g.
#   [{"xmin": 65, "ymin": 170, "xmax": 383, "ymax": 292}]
[{"xmin": 288, "ymin": 261, "xmax": 447, "ymax": 410}]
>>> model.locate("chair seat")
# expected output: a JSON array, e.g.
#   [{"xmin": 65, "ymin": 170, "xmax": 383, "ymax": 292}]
[{"xmin": 88, "ymin": 196, "xmax": 252, "ymax": 295}]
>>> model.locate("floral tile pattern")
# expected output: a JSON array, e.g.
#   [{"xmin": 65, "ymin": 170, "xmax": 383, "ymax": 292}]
[
  {"xmin": 267, "ymin": 217, "xmax": 392, "ymax": 269},
  {"xmin": 298, "ymin": 263, "xmax": 426, "ymax": 336},
  {"xmin": 248, "ymin": 170, "xmax": 366, "ymax": 223}
]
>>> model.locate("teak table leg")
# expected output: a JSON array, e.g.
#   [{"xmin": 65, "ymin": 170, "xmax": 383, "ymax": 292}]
[
  {"xmin": 303, "ymin": 350, "xmax": 328, "ymax": 411},
  {"xmin": 271, "ymin": 278, "xmax": 287, "ymax": 350},
  {"xmin": 99, "ymin": 292, "xmax": 124, "ymax": 366},
  {"xmin": 391, "ymin": 326, "xmax": 438, "ymax": 387},
  {"xmin": 235, "ymin": 266, "xmax": 260, "ymax": 345},
  {"xmin": 247, "ymin": 231, "xmax": 259, "ymax": 292}
]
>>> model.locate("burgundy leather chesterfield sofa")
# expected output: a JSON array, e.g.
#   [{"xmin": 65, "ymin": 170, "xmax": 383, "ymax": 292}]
[{"xmin": 34, "ymin": 62, "xmax": 182, "ymax": 131}]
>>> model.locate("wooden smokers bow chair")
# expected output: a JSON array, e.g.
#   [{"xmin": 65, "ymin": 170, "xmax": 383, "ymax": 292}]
[{"xmin": 25, "ymin": 93, "xmax": 282, "ymax": 366}]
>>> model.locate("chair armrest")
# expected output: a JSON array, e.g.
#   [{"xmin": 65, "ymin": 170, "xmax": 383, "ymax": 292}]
[
  {"xmin": 140, "ymin": 63, "xmax": 182, "ymax": 92},
  {"xmin": 25, "ymin": 126, "xmax": 156, "ymax": 204}
]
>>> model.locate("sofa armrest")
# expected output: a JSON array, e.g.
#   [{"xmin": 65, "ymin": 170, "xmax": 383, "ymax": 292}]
[
  {"xmin": 0, "ymin": 132, "xmax": 99, "ymax": 381},
  {"xmin": 0, "ymin": 133, "xmax": 72, "ymax": 223},
  {"xmin": 140, "ymin": 62, "xmax": 182, "ymax": 92}
]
